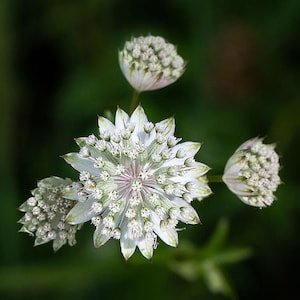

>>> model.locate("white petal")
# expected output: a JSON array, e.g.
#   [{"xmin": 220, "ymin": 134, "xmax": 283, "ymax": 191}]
[
  {"xmin": 120, "ymin": 232, "xmax": 137, "ymax": 260},
  {"xmin": 155, "ymin": 117, "xmax": 175, "ymax": 137},
  {"xmin": 94, "ymin": 223, "xmax": 111, "ymax": 247},
  {"xmin": 223, "ymin": 152, "xmax": 246, "ymax": 175},
  {"xmin": 172, "ymin": 164, "xmax": 211, "ymax": 185},
  {"xmin": 138, "ymin": 238, "xmax": 154, "ymax": 259},
  {"xmin": 147, "ymin": 75, "xmax": 178, "ymax": 91},
  {"xmin": 130, "ymin": 105, "xmax": 148, "ymax": 143},
  {"xmin": 34, "ymin": 237, "xmax": 49, "ymax": 247},
  {"xmin": 237, "ymin": 137, "xmax": 262, "ymax": 151},
  {"xmin": 174, "ymin": 142, "xmax": 201, "ymax": 157},
  {"xmin": 152, "ymin": 214, "xmax": 178, "ymax": 247},
  {"xmin": 38, "ymin": 176, "xmax": 70, "ymax": 187},
  {"xmin": 98, "ymin": 116, "xmax": 115, "ymax": 136},
  {"xmin": 172, "ymin": 197, "xmax": 200, "ymax": 224},
  {"xmin": 63, "ymin": 153, "xmax": 99, "ymax": 176},
  {"xmin": 75, "ymin": 137, "xmax": 107, "ymax": 159},
  {"xmin": 189, "ymin": 180, "xmax": 212, "ymax": 200},
  {"xmin": 118, "ymin": 52, "xmax": 131, "ymax": 83},
  {"xmin": 131, "ymin": 69, "xmax": 157, "ymax": 91},
  {"xmin": 240, "ymin": 196, "xmax": 267, "ymax": 208},
  {"xmin": 61, "ymin": 186, "xmax": 80, "ymax": 200},
  {"xmin": 222, "ymin": 176, "xmax": 254, "ymax": 196},
  {"xmin": 115, "ymin": 107, "xmax": 130, "ymax": 130},
  {"xmin": 53, "ymin": 238, "xmax": 66, "ymax": 252},
  {"xmin": 155, "ymin": 225, "xmax": 178, "ymax": 247},
  {"xmin": 144, "ymin": 130, "xmax": 156, "ymax": 148},
  {"xmin": 192, "ymin": 162, "xmax": 211, "ymax": 177},
  {"xmin": 66, "ymin": 198, "xmax": 98, "ymax": 224},
  {"xmin": 162, "ymin": 142, "xmax": 201, "ymax": 168}
]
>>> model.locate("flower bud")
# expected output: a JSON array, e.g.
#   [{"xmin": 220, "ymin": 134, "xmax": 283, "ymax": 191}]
[
  {"xmin": 119, "ymin": 35, "xmax": 186, "ymax": 92},
  {"xmin": 222, "ymin": 137, "xmax": 281, "ymax": 207},
  {"xmin": 19, "ymin": 177, "xmax": 82, "ymax": 251}
]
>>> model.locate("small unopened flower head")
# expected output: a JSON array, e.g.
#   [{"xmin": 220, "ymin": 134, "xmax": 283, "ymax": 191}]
[
  {"xmin": 119, "ymin": 35, "xmax": 186, "ymax": 92},
  {"xmin": 222, "ymin": 137, "xmax": 281, "ymax": 207},
  {"xmin": 63, "ymin": 105, "xmax": 211, "ymax": 260},
  {"xmin": 19, "ymin": 177, "xmax": 82, "ymax": 251}
]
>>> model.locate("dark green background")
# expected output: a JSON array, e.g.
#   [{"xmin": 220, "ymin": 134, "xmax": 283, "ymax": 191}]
[{"xmin": 1, "ymin": 0, "xmax": 299, "ymax": 299}]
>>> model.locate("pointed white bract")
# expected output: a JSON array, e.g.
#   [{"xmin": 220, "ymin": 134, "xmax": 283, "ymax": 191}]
[
  {"xmin": 18, "ymin": 177, "xmax": 82, "ymax": 251},
  {"xmin": 222, "ymin": 137, "xmax": 281, "ymax": 207},
  {"xmin": 119, "ymin": 35, "xmax": 186, "ymax": 92},
  {"xmin": 63, "ymin": 105, "xmax": 211, "ymax": 259}
]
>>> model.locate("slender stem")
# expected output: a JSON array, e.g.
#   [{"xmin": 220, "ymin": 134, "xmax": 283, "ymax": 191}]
[
  {"xmin": 129, "ymin": 90, "xmax": 140, "ymax": 113},
  {"xmin": 207, "ymin": 175, "xmax": 224, "ymax": 183}
]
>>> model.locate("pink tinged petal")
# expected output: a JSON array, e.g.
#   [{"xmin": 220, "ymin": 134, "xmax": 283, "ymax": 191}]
[
  {"xmin": 63, "ymin": 153, "xmax": 99, "ymax": 176},
  {"xmin": 146, "ymin": 78, "xmax": 169, "ymax": 91},
  {"xmin": 66, "ymin": 198, "xmax": 99, "ymax": 224},
  {"xmin": 223, "ymin": 152, "xmax": 246, "ymax": 175},
  {"xmin": 222, "ymin": 177, "xmax": 254, "ymax": 197},
  {"xmin": 147, "ymin": 75, "xmax": 179, "ymax": 91},
  {"xmin": 130, "ymin": 69, "xmax": 157, "ymax": 91},
  {"xmin": 130, "ymin": 105, "xmax": 148, "ymax": 143},
  {"xmin": 237, "ymin": 137, "xmax": 262, "ymax": 151},
  {"xmin": 94, "ymin": 223, "xmax": 111, "ymax": 247},
  {"xmin": 98, "ymin": 116, "xmax": 115, "ymax": 136},
  {"xmin": 115, "ymin": 107, "xmax": 130, "ymax": 130},
  {"xmin": 138, "ymin": 238, "xmax": 154, "ymax": 259},
  {"xmin": 144, "ymin": 72, "xmax": 164, "ymax": 91},
  {"xmin": 118, "ymin": 52, "xmax": 130, "ymax": 83},
  {"xmin": 240, "ymin": 196, "xmax": 267, "ymax": 208},
  {"xmin": 120, "ymin": 232, "xmax": 137, "ymax": 260}
]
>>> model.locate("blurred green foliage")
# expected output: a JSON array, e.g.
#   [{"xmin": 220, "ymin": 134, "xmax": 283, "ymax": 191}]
[{"xmin": 1, "ymin": 0, "xmax": 300, "ymax": 299}]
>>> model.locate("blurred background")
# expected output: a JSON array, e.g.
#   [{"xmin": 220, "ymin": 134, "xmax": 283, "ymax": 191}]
[{"xmin": 1, "ymin": 0, "xmax": 300, "ymax": 299}]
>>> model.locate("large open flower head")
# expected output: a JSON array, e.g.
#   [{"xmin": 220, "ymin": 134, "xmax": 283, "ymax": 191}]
[
  {"xmin": 63, "ymin": 106, "xmax": 211, "ymax": 259},
  {"xmin": 119, "ymin": 35, "xmax": 186, "ymax": 92},
  {"xmin": 222, "ymin": 137, "xmax": 281, "ymax": 208},
  {"xmin": 19, "ymin": 177, "xmax": 82, "ymax": 251}
]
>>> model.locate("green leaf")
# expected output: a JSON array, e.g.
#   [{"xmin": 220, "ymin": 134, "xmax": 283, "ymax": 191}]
[
  {"xmin": 202, "ymin": 261, "xmax": 236, "ymax": 299},
  {"xmin": 210, "ymin": 247, "xmax": 253, "ymax": 266},
  {"xmin": 205, "ymin": 218, "xmax": 229, "ymax": 251}
]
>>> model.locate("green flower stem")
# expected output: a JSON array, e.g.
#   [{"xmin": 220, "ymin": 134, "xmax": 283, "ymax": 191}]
[
  {"xmin": 130, "ymin": 90, "xmax": 141, "ymax": 113},
  {"xmin": 207, "ymin": 175, "xmax": 224, "ymax": 183}
]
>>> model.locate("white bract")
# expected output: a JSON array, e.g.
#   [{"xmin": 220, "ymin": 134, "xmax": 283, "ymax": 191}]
[
  {"xmin": 63, "ymin": 105, "xmax": 211, "ymax": 259},
  {"xmin": 19, "ymin": 177, "xmax": 82, "ymax": 251},
  {"xmin": 222, "ymin": 137, "xmax": 281, "ymax": 207},
  {"xmin": 119, "ymin": 35, "xmax": 186, "ymax": 92}
]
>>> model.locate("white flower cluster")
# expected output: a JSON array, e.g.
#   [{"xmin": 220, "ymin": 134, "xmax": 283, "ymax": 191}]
[
  {"xmin": 222, "ymin": 137, "xmax": 281, "ymax": 207},
  {"xmin": 119, "ymin": 35, "xmax": 185, "ymax": 91},
  {"xmin": 62, "ymin": 105, "xmax": 211, "ymax": 259},
  {"xmin": 19, "ymin": 177, "xmax": 82, "ymax": 251},
  {"xmin": 18, "ymin": 34, "xmax": 282, "ymax": 260}
]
